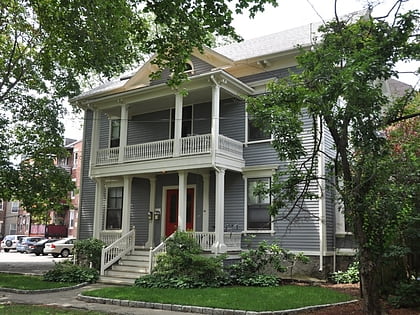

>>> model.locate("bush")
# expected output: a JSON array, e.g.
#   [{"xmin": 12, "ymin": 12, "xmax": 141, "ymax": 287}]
[
  {"xmin": 74, "ymin": 238, "xmax": 105, "ymax": 270},
  {"xmin": 43, "ymin": 261, "xmax": 99, "ymax": 283},
  {"xmin": 388, "ymin": 280, "xmax": 420, "ymax": 308},
  {"xmin": 330, "ymin": 261, "xmax": 360, "ymax": 284},
  {"xmin": 135, "ymin": 231, "xmax": 228, "ymax": 288},
  {"xmin": 239, "ymin": 274, "xmax": 280, "ymax": 287}
]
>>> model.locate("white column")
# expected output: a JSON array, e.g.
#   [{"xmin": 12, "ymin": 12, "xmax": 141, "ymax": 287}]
[
  {"xmin": 121, "ymin": 176, "xmax": 133, "ymax": 234},
  {"xmin": 212, "ymin": 168, "xmax": 227, "ymax": 254},
  {"xmin": 202, "ymin": 173, "xmax": 210, "ymax": 232},
  {"xmin": 173, "ymin": 93, "xmax": 183, "ymax": 157},
  {"xmin": 90, "ymin": 109, "xmax": 100, "ymax": 170},
  {"xmin": 118, "ymin": 103, "xmax": 128, "ymax": 162},
  {"xmin": 211, "ymin": 84, "xmax": 220, "ymax": 159},
  {"xmin": 93, "ymin": 178, "xmax": 104, "ymax": 239},
  {"xmin": 177, "ymin": 171, "xmax": 187, "ymax": 231},
  {"xmin": 146, "ymin": 176, "xmax": 156, "ymax": 248}
]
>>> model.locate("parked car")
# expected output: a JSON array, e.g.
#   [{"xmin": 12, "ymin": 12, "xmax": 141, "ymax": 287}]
[
  {"xmin": 44, "ymin": 238, "xmax": 76, "ymax": 258},
  {"xmin": 29, "ymin": 238, "xmax": 58, "ymax": 256},
  {"xmin": 1, "ymin": 235, "xmax": 26, "ymax": 252},
  {"xmin": 16, "ymin": 236, "xmax": 45, "ymax": 253}
]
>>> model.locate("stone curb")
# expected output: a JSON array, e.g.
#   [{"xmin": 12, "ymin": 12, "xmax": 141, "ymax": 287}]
[
  {"xmin": 0, "ymin": 282, "xmax": 89, "ymax": 294},
  {"xmin": 77, "ymin": 294, "xmax": 359, "ymax": 314}
]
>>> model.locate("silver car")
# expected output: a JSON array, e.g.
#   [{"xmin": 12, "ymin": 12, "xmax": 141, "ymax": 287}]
[{"xmin": 44, "ymin": 238, "xmax": 76, "ymax": 258}]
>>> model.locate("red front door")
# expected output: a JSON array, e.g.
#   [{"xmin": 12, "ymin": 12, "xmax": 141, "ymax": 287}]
[{"xmin": 165, "ymin": 188, "xmax": 194, "ymax": 236}]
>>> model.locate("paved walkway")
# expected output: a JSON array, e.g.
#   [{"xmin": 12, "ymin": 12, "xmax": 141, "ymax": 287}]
[{"xmin": 0, "ymin": 283, "xmax": 200, "ymax": 315}]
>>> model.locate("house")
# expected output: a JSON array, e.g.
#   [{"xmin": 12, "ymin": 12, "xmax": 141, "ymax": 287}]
[
  {"xmin": 0, "ymin": 200, "xmax": 21, "ymax": 237},
  {"xmin": 72, "ymin": 22, "xmax": 357, "ymax": 284}
]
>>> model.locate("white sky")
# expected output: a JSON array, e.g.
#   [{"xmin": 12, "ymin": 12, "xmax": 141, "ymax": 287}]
[{"xmin": 64, "ymin": 0, "xmax": 419, "ymax": 139}]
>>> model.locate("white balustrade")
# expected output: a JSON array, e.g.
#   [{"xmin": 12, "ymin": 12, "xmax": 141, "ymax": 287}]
[
  {"xmin": 96, "ymin": 147, "xmax": 119, "ymax": 165},
  {"xmin": 180, "ymin": 134, "xmax": 211, "ymax": 155},
  {"xmin": 99, "ymin": 231, "xmax": 122, "ymax": 245},
  {"xmin": 125, "ymin": 139, "xmax": 174, "ymax": 161},
  {"xmin": 218, "ymin": 135, "xmax": 243, "ymax": 157}
]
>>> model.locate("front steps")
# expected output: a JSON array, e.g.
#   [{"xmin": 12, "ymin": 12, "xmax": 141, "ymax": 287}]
[{"xmin": 98, "ymin": 249, "xmax": 149, "ymax": 285}]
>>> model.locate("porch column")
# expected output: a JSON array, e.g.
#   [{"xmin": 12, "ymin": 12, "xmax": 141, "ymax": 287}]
[
  {"xmin": 146, "ymin": 176, "xmax": 156, "ymax": 248},
  {"xmin": 93, "ymin": 178, "xmax": 104, "ymax": 239},
  {"xmin": 173, "ymin": 93, "xmax": 183, "ymax": 157},
  {"xmin": 211, "ymin": 83, "xmax": 220, "ymax": 159},
  {"xmin": 118, "ymin": 103, "xmax": 128, "ymax": 162},
  {"xmin": 121, "ymin": 176, "xmax": 133, "ymax": 234},
  {"xmin": 178, "ymin": 171, "xmax": 187, "ymax": 231},
  {"xmin": 212, "ymin": 168, "xmax": 227, "ymax": 254},
  {"xmin": 90, "ymin": 109, "xmax": 100, "ymax": 170},
  {"xmin": 202, "ymin": 172, "xmax": 210, "ymax": 232}
]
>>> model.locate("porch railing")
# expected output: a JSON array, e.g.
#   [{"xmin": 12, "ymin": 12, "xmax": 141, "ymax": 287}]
[
  {"xmin": 100, "ymin": 228, "xmax": 135, "ymax": 276},
  {"xmin": 99, "ymin": 230, "xmax": 122, "ymax": 245},
  {"xmin": 148, "ymin": 231, "xmax": 242, "ymax": 273},
  {"xmin": 95, "ymin": 134, "xmax": 243, "ymax": 166}
]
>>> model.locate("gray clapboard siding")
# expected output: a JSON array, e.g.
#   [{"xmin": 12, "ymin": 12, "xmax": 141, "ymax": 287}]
[
  {"xmin": 79, "ymin": 109, "xmax": 96, "ymax": 239},
  {"xmin": 224, "ymin": 171, "xmax": 245, "ymax": 232},
  {"xmin": 193, "ymin": 102, "xmax": 211, "ymax": 135},
  {"xmin": 130, "ymin": 178, "xmax": 150, "ymax": 246},
  {"xmin": 128, "ymin": 109, "xmax": 170, "ymax": 144},
  {"xmin": 220, "ymin": 99, "xmax": 246, "ymax": 142},
  {"xmin": 99, "ymin": 112, "xmax": 109, "ymax": 149}
]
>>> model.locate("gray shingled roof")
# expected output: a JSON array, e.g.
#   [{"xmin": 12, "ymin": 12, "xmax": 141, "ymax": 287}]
[{"xmin": 214, "ymin": 22, "xmax": 322, "ymax": 61}]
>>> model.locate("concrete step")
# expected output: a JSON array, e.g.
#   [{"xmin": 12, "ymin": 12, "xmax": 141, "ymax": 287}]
[
  {"xmin": 97, "ymin": 276, "xmax": 136, "ymax": 286},
  {"xmin": 106, "ymin": 269, "xmax": 147, "ymax": 279},
  {"xmin": 112, "ymin": 264, "xmax": 149, "ymax": 273}
]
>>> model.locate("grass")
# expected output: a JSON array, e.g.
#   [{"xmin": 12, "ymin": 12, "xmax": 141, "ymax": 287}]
[
  {"xmin": 0, "ymin": 304, "xmax": 104, "ymax": 315},
  {"xmin": 83, "ymin": 285, "xmax": 354, "ymax": 312},
  {"xmin": 0, "ymin": 273, "xmax": 77, "ymax": 290}
]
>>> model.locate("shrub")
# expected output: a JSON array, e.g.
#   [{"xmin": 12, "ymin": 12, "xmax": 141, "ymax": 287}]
[
  {"xmin": 135, "ymin": 231, "xmax": 228, "ymax": 288},
  {"xmin": 388, "ymin": 280, "xmax": 420, "ymax": 308},
  {"xmin": 330, "ymin": 261, "xmax": 360, "ymax": 284},
  {"xmin": 43, "ymin": 261, "xmax": 99, "ymax": 283},
  {"xmin": 239, "ymin": 274, "xmax": 280, "ymax": 287},
  {"xmin": 74, "ymin": 238, "xmax": 105, "ymax": 270}
]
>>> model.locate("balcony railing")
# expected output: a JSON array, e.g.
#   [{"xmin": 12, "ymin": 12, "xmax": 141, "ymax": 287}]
[{"xmin": 95, "ymin": 134, "xmax": 242, "ymax": 166}]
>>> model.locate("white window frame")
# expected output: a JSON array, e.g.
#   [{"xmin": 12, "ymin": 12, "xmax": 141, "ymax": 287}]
[
  {"xmin": 243, "ymin": 166, "xmax": 277, "ymax": 234},
  {"xmin": 69, "ymin": 210, "xmax": 75, "ymax": 229},
  {"xmin": 245, "ymin": 104, "xmax": 273, "ymax": 145},
  {"xmin": 11, "ymin": 201, "xmax": 19, "ymax": 213}
]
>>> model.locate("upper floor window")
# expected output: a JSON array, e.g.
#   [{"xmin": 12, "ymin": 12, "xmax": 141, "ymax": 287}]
[
  {"xmin": 106, "ymin": 187, "xmax": 123, "ymax": 230},
  {"xmin": 247, "ymin": 177, "xmax": 271, "ymax": 230},
  {"xmin": 170, "ymin": 105, "xmax": 193, "ymax": 138},
  {"xmin": 248, "ymin": 116, "xmax": 270, "ymax": 142},
  {"xmin": 73, "ymin": 152, "xmax": 78, "ymax": 168},
  {"xmin": 110, "ymin": 119, "xmax": 121, "ymax": 148},
  {"xmin": 11, "ymin": 201, "xmax": 19, "ymax": 213}
]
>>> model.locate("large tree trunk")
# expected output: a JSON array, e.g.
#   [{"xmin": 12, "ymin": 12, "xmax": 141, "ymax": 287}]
[{"xmin": 359, "ymin": 248, "xmax": 383, "ymax": 315}]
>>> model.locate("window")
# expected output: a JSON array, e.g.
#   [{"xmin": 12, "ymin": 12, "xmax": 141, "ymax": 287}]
[
  {"xmin": 11, "ymin": 201, "xmax": 19, "ymax": 213},
  {"xmin": 247, "ymin": 117, "xmax": 270, "ymax": 142},
  {"xmin": 170, "ymin": 105, "xmax": 193, "ymax": 138},
  {"xmin": 247, "ymin": 178, "xmax": 271, "ymax": 230},
  {"xmin": 9, "ymin": 223, "xmax": 17, "ymax": 235},
  {"xmin": 69, "ymin": 210, "xmax": 75, "ymax": 229},
  {"xmin": 110, "ymin": 119, "xmax": 121, "ymax": 148},
  {"xmin": 73, "ymin": 152, "xmax": 78, "ymax": 168},
  {"xmin": 0, "ymin": 199, "xmax": 3, "ymax": 211},
  {"xmin": 106, "ymin": 187, "xmax": 123, "ymax": 230}
]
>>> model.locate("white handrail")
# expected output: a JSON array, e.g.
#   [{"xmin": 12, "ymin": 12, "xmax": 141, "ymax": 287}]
[
  {"xmin": 100, "ymin": 228, "xmax": 135, "ymax": 276},
  {"xmin": 148, "ymin": 232, "xmax": 176, "ymax": 273}
]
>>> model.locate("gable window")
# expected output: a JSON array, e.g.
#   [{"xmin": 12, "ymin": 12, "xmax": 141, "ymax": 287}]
[
  {"xmin": 247, "ymin": 178, "xmax": 271, "ymax": 230},
  {"xmin": 11, "ymin": 201, "xmax": 19, "ymax": 213},
  {"xmin": 170, "ymin": 105, "xmax": 193, "ymax": 138},
  {"xmin": 248, "ymin": 116, "xmax": 270, "ymax": 142},
  {"xmin": 106, "ymin": 187, "xmax": 123, "ymax": 230},
  {"xmin": 110, "ymin": 119, "xmax": 121, "ymax": 148}
]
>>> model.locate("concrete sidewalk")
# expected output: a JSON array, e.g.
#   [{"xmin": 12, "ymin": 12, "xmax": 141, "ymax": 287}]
[{"xmin": 0, "ymin": 283, "xmax": 200, "ymax": 315}]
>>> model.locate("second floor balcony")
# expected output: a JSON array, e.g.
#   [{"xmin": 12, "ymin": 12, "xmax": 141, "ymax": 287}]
[{"xmin": 91, "ymin": 134, "xmax": 244, "ymax": 177}]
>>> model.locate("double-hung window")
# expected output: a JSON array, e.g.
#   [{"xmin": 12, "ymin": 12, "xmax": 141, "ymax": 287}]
[
  {"xmin": 247, "ymin": 177, "xmax": 271, "ymax": 230},
  {"xmin": 106, "ymin": 187, "xmax": 123, "ymax": 230},
  {"xmin": 110, "ymin": 120, "xmax": 121, "ymax": 148}
]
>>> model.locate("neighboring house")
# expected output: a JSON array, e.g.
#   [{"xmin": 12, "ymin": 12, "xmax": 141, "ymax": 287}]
[
  {"xmin": 56, "ymin": 138, "xmax": 82, "ymax": 238},
  {"xmin": 1, "ymin": 200, "xmax": 22, "ymax": 236},
  {"xmin": 72, "ymin": 21, "xmax": 398, "ymax": 280}
]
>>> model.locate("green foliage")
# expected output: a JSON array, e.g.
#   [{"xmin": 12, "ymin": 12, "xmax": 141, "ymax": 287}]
[
  {"xmin": 388, "ymin": 280, "xmax": 420, "ymax": 308},
  {"xmin": 330, "ymin": 261, "xmax": 360, "ymax": 284},
  {"xmin": 135, "ymin": 232, "xmax": 227, "ymax": 288},
  {"xmin": 43, "ymin": 261, "xmax": 99, "ymax": 284},
  {"xmin": 74, "ymin": 238, "xmax": 106, "ymax": 270},
  {"xmin": 228, "ymin": 241, "xmax": 309, "ymax": 285}
]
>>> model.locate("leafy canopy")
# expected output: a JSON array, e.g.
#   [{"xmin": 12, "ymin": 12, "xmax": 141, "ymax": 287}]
[{"xmin": 0, "ymin": 0, "xmax": 277, "ymax": 216}]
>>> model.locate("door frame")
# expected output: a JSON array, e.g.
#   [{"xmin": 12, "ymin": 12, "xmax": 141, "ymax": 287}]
[{"xmin": 161, "ymin": 185, "xmax": 196, "ymax": 239}]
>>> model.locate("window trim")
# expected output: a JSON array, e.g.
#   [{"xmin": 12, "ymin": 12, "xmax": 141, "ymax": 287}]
[
  {"xmin": 105, "ymin": 186, "xmax": 123, "ymax": 230},
  {"xmin": 245, "ymin": 105, "xmax": 273, "ymax": 145},
  {"xmin": 11, "ymin": 201, "xmax": 19, "ymax": 213},
  {"xmin": 109, "ymin": 119, "xmax": 121, "ymax": 148},
  {"xmin": 243, "ymin": 167, "xmax": 277, "ymax": 234}
]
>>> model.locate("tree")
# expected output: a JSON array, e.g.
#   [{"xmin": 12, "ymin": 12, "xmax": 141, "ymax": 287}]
[
  {"xmin": 247, "ymin": 3, "xmax": 419, "ymax": 314},
  {"xmin": 0, "ymin": 0, "xmax": 277, "ymax": 217}
]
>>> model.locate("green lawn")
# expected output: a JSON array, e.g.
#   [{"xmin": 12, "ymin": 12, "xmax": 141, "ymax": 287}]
[
  {"xmin": 0, "ymin": 273, "xmax": 77, "ymax": 290},
  {"xmin": 83, "ymin": 285, "xmax": 354, "ymax": 312},
  {"xmin": 0, "ymin": 304, "xmax": 103, "ymax": 315}
]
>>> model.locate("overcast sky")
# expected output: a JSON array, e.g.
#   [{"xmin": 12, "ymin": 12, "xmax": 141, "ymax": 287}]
[{"xmin": 64, "ymin": 0, "xmax": 419, "ymax": 139}]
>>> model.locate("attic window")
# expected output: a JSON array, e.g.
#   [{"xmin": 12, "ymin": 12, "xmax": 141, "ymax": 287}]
[{"xmin": 184, "ymin": 61, "xmax": 194, "ymax": 74}]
